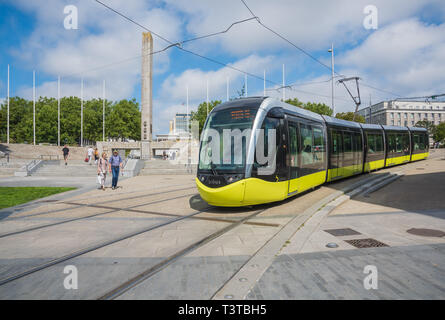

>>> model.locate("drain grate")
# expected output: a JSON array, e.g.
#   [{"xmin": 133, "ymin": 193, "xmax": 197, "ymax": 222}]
[
  {"xmin": 345, "ymin": 238, "xmax": 388, "ymax": 248},
  {"xmin": 324, "ymin": 228, "xmax": 361, "ymax": 237},
  {"xmin": 406, "ymin": 228, "xmax": 445, "ymax": 237}
]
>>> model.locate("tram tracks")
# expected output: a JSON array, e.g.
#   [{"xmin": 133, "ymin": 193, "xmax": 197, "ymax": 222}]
[
  {"xmin": 2, "ymin": 184, "xmax": 197, "ymax": 221},
  {"xmin": 0, "ymin": 205, "xmax": 267, "ymax": 296},
  {"xmin": 0, "ymin": 192, "xmax": 198, "ymax": 239}
]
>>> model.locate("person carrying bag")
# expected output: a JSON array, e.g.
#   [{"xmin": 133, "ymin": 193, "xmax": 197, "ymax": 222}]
[{"xmin": 97, "ymin": 152, "xmax": 109, "ymax": 190}]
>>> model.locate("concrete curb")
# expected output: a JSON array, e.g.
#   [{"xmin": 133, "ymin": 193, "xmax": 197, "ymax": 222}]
[{"xmin": 211, "ymin": 172, "xmax": 398, "ymax": 300}]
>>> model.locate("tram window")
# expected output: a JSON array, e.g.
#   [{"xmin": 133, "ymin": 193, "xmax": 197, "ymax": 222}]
[
  {"xmin": 300, "ymin": 124, "xmax": 313, "ymax": 166},
  {"xmin": 402, "ymin": 133, "xmax": 410, "ymax": 154},
  {"xmin": 396, "ymin": 134, "xmax": 403, "ymax": 153},
  {"xmin": 354, "ymin": 132, "xmax": 362, "ymax": 165},
  {"xmin": 288, "ymin": 122, "xmax": 299, "ymax": 179},
  {"xmin": 313, "ymin": 127, "xmax": 324, "ymax": 164},
  {"xmin": 375, "ymin": 134, "xmax": 383, "ymax": 152},
  {"xmin": 343, "ymin": 132, "xmax": 353, "ymax": 165},
  {"xmin": 413, "ymin": 134, "xmax": 421, "ymax": 151},
  {"xmin": 367, "ymin": 134, "xmax": 375, "ymax": 153},
  {"xmin": 388, "ymin": 134, "xmax": 397, "ymax": 153}
]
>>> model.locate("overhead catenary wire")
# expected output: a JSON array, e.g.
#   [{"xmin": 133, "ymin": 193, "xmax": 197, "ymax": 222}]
[
  {"xmin": 93, "ymin": 0, "xmax": 351, "ymax": 102},
  {"xmin": 239, "ymin": 0, "xmax": 404, "ymax": 99}
]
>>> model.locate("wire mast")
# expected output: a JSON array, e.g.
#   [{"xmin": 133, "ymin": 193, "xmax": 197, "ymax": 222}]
[{"xmin": 338, "ymin": 77, "xmax": 361, "ymax": 121}]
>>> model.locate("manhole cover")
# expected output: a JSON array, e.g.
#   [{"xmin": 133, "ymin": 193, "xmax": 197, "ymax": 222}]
[
  {"xmin": 406, "ymin": 228, "xmax": 445, "ymax": 237},
  {"xmin": 345, "ymin": 238, "xmax": 388, "ymax": 248},
  {"xmin": 324, "ymin": 228, "xmax": 361, "ymax": 237},
  {"xmin": 416, "ymin": 168, "xmax": 425, "ymax": 170}
]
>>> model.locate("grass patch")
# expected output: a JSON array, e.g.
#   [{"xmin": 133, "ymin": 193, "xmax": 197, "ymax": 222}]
[{"xmin": 0, "ymin": 187, "xmax": 76, "ymax": 209}]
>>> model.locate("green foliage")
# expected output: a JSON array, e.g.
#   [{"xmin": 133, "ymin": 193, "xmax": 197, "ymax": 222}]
[
  {"xmin": 0, "ymin": 96, "xmax": 140, "ymax": 145},
  {"xmin": 433, "ymin": 122, "xmax": 445, "ymax": 143},
  {"xmin": 415, "ymin": 120, "xmax": 436, "ymax": 135},
  {"xmin": 335, "ymin": 112, "xmax": 366, "ymax": 123},
  {"xmin": 285, "ymin": 98, "xmax": 333, "ymax": 116},
  {"xmin": 190, "ymin": 100, "xmax": 222, "ymax": 134}
]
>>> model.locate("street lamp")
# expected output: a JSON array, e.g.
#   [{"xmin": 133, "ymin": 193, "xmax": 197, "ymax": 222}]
[{"xmin": 328, "ymin": 44, "xmax": 335, "ymax": 116}]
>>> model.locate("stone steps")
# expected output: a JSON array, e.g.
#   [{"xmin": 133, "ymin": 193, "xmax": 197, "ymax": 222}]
[
  {"xmin": 31, "ymin": 163, "xmax": 99, "ymax": 177},
  {"xmin": 139, "ymin": 160, "xmax": 196, "ymax": 175}
]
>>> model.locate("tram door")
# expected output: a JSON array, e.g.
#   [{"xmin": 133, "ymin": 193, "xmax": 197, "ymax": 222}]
[
  {"xmin": 287, "ymin": 120, "xmax": 300, "ymax": 194},
  {"xmin": 330, "ymin": 129, "xmax": 343, "ymax": 179}
]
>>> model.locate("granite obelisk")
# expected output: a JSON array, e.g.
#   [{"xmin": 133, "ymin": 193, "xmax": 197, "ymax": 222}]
[{"xmin": 141, "ymin": 32, "xmax": 153, "ymax": 159}]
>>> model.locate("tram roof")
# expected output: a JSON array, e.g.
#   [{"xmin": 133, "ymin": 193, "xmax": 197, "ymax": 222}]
[
  {"xmin": 321, "ymin": 115, "xmax": 362, "ymax": 129},
  {"xmin": 381, "ymin": 125, "xmax": 409, "ymax": 132},
  {"xmin": 407, "ymin": 126, "xmax": 428, "ymax": 132},
  {"xmin": 211, "ymin": 97, "xmax": 267, "ymax": 113},
  {"xmin": 360, "ymin": 123, "xmax": 384, "ymax": 131}
]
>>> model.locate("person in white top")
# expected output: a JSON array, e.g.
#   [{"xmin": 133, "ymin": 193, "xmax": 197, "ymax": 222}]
[{"xmin": 87, "ymin": 146, "xmax": 94, "ymax": 165}]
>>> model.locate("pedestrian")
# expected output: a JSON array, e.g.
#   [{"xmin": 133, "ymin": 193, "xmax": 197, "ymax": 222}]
[
  {"xmin": 62, "ymin": 144, "xmax": 70, "ymax": 166},
  {"xmin": 109, "ymin": 150, "xmax": 123, "ymax": 190},
  {"xmin": 87, "ymin": 146, "xmax": 94, "ymax": 165},
  {"xmin": 97, "ymin": 152, "xmax": 108, "ymax": 190},
  {"xmin": 94, "ymin": 148, "xmax": 99, "ymax": 165}
]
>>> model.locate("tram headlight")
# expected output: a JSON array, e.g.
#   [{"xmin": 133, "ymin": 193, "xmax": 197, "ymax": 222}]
[{"xmin": 225, "ymin": 174, "xmax": 242, "ymax": 184}]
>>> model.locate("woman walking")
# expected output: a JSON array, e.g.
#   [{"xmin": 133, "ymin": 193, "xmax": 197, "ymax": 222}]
[{"xmin": 97, "ymin": 152, "xmax": 109, "ymax": 190}]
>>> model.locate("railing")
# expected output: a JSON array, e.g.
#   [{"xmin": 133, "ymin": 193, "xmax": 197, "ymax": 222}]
[{"xmin": 39, "ymin": 155, "xmax": 60, "ymax": 160}]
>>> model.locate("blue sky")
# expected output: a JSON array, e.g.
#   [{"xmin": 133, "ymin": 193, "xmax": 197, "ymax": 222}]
[{"xmin": 1, "ymin": 0, "xmax": 445, "ymax": 136}]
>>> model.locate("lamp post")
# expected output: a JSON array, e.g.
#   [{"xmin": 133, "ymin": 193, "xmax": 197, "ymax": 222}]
[{"xmin": 328, "ymin": 43, "xmax": 335, "ymax": 116}]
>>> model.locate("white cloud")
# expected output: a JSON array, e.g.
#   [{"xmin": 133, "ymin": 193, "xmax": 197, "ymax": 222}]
[{"xmin": 339, "ymin": 19, "xmax": 445, "ymax": 97}]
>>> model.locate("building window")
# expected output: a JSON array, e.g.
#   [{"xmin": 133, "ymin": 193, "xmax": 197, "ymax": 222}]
[
  {"xmin": 410, "ymin": 113, "xmax": 414, "ymax": 119},
  {"xmin": 404, "ymin": 113, "xmax": 407, "ymax": 119},
  {"xmin": 391, "ymin": 120, "xmax": 394, "ymax": 125},
  {"xmin": 390, "ymin": 113, "xmax": 394, "ymax": 119},
  {"xmin": 411, "ymin": 121, "xmax": 414, "ymax": 125}
]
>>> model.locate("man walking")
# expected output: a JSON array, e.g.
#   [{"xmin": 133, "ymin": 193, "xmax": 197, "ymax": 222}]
[
  {"xmin": 62, "ymin": 145, "xmax": 70, "ymax": 166},
  {"xmin": 87, "ymin": 146, "xmax": 94, "ymax": 165},
  {"xmin": 109, "ymin": 150, "xmax": 123, "ymax": 190}
]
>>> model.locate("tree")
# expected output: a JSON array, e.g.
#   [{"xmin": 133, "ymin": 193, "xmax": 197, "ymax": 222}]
[
  {"xmin": 285, "ymin": 98, "xmax": 333, "ymax": 116},
  {"xmin": 190, "ymin": 100, "xmax": 222, "ymax": 134},
  {"xmin": 335, "ymin": 112, "xmax": 366, "ymax": 123},
  {"xmin": 0, "ymin": 96, "xmax": 140, "ymax": 145},
  {"xmin": 433, "ymin": 122, "xmax": 445, "ymax": 143},
  {"xmin": 415, "ymin": 120, "xmax": 436, "ymax": 136},
  {"xmin": 107, "ymin": 99, "xmax": 141, "ymax": 141}
]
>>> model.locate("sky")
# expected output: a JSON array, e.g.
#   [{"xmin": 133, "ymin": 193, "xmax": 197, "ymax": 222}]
[{"xmin": 1, "ymin": 0, "xmax": 445, "ymax": 136}]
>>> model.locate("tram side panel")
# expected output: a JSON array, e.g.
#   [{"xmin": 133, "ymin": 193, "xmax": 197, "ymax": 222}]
[
  {"xmin": 363, "ymin": 129, "xmax": 386, "ymax": 172},
  {"xmin": 410, "ymin": 131, "xmax": 429, "ymax": 161}
]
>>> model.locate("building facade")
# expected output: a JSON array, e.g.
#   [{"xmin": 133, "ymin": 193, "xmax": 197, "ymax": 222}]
[
  {"xmin": 357, "ymin": 100, "xmax": 445, "ymax": 126},
  {"xmin": 173, "ymin": 113, "xmax": 191, "ymax": 134}
]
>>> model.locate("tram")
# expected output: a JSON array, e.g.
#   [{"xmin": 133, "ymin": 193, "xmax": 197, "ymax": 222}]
[{"xmin": 196, "ymin": 97, "xmax": 429, "ymax": 207}]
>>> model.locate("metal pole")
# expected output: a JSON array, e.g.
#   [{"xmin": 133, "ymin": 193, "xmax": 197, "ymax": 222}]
[
  {"xmin": 80, "ymin": 77, "xmax": 83, "ymax": 147},
  {"xmin": 330, "ymin": 43, "xmax": 335, "ymax": 115},
  {"xmin": 186, "ymin": 85, "xmax": 189, "ymax": 132},
  {"xmin": 226, "ymin": 77, "xmax": 229, "ymax": 102},
  {"xmin": 282, "ymin": 64, "xmax": 285, "ymax": 101},
  {"xmin": 263, "ymin": 70, "xmax": 266, "ymax": 97},
  {"xmin": 58, "ymin": 76, "xmax": 60, "ymax": 146},
  {"xmin": 103, "ymin": 80, "xmax": 105, "ymax": 142},
  {"xmin": 206, "ymin": 78, "xmax": 209, "ymax": 116},
  {"xmin": 7, "ymin": 65, "xmax": 9, "ymax": 144},
  {"xmin": 245, "ymin": 74, "xmax": 247, "ymax": 97},
  {"xmin": 33, "ymin": 70, "xmax": 36, "ymax": 145}
]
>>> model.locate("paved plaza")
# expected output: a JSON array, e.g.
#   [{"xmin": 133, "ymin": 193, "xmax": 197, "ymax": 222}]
[{"xmin": 0, "ymin": 150, "xmax": 443, "ymax": 299}]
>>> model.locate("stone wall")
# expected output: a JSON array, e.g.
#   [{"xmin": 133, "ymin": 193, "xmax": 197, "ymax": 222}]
[{"xmin": 0, "ymin": 143, "xmax": 89, "ymax": 160}]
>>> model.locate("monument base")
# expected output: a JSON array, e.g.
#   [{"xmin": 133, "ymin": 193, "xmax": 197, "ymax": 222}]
[{"xmin": 141, "ymin": 141, "xmax": 151, "ymax": 160}]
